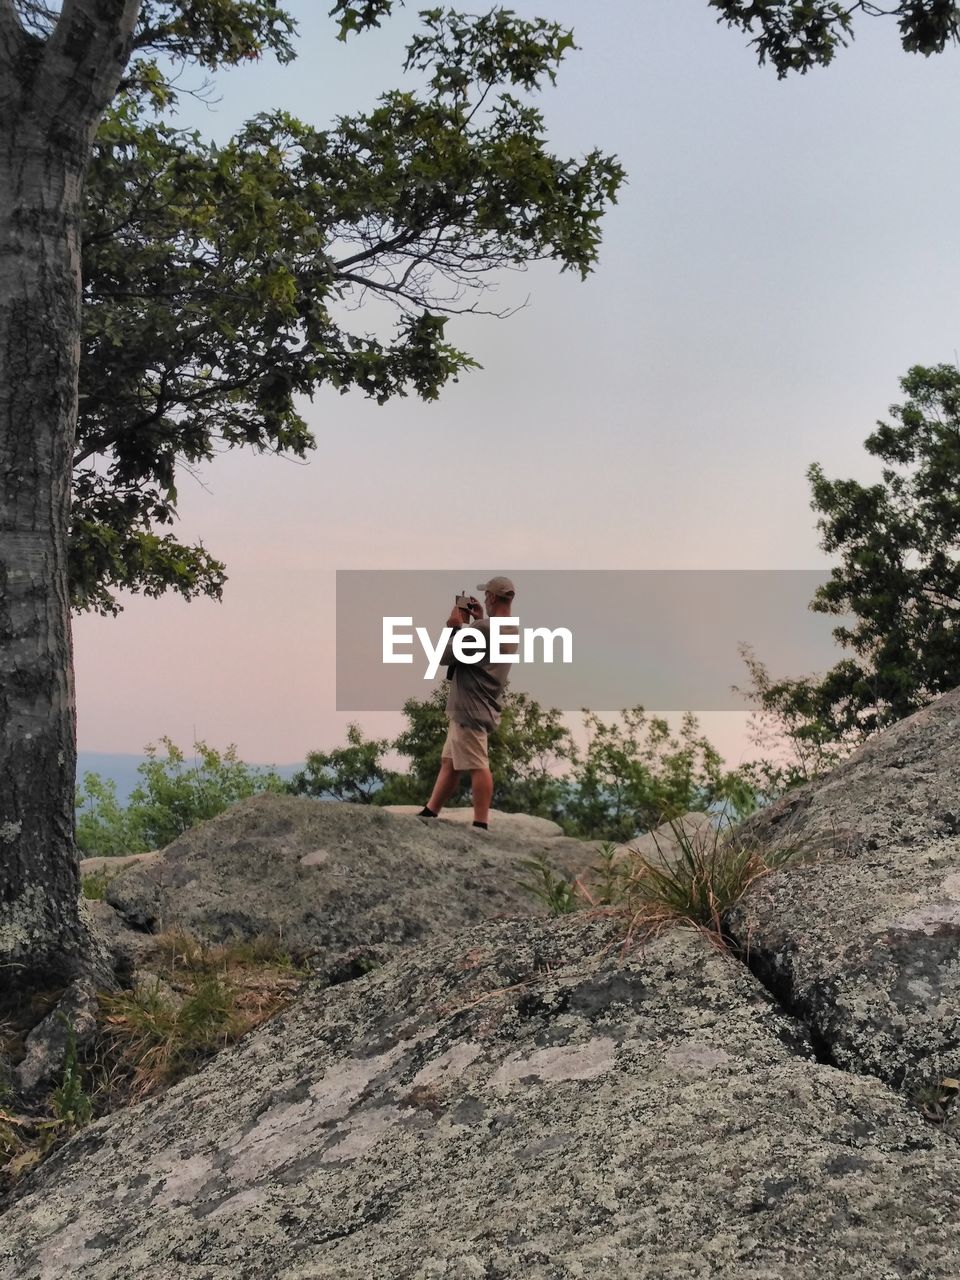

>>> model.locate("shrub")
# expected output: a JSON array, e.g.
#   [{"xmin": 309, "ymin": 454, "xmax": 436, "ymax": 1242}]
[
  {"xmin": 76, "ymin": 737, "xmax": 288, "ymax": 856},
  {"xmin": 76, "ymin": 773, "xmax": 150, "ymax": 857}
]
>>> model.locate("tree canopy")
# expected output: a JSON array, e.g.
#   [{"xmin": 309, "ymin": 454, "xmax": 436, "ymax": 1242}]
[
  {"xmin": 741, "ymin": 364, "xmax": 960, "ymax": 758},
  {"xmin": 69, "ymin": 6, "xmax": 624, "ymax": 613},
  {"xmin": 707, "ymin": 0, "xmax": 960, "ymax": 76}
]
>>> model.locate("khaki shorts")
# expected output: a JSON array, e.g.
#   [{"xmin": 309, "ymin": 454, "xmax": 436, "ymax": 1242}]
[{"xmin": 441, "ymin": 721, "xmax": 489, "ymax": 771}]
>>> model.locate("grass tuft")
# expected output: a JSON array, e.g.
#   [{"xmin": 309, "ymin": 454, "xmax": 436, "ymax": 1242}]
[
  {"xmin": 516, "ymin": 816, "xmax": 805, "ymax": 949},
  {"xmin": 81, "ymin": 868, "xmax": 114, "ymax": 900},
  {"xmin": 617, "ymin": 817, "xmax": 801, "ymax": 944}
]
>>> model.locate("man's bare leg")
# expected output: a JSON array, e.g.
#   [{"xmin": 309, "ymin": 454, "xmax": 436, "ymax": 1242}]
[
  {"xmin": 425, "ymin": 757, "xmax": 461, "ymax": 815},
  {"xmin": 470, "ymin": 767, "xmax": 493, "ymax": 825}
]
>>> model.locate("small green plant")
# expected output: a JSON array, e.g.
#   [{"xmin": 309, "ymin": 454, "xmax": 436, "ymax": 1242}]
[
  {"xmin": 95, "ymin": 931, "xmax": 309, "ymax": 1101},
  {"xmin": 516, "ymin": 855, "xmax": 580, "ymax": 917},
  {"xmin": 582, "ymin": 841, "xmax": 628, "ymax": 907},
  {"xmin": 81, "ymin": 868, "xmax": 114, "ymax": 900},
  {"xmin": 51, "ymin": 1021, "xmax": 92, "ymax": 1128}
]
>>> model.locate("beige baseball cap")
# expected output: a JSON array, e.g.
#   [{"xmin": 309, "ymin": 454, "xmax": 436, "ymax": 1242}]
[{"xmin": 477, "ymin": 575, "xmax": 516, "ymax": 599}]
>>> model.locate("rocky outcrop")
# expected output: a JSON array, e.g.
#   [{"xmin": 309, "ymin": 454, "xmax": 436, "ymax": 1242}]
[
  {"xmin": 727, "ymin": 687, "xmax": 960, "ymax": 1094},
  {"xmin": 101, "ymin": 794, "xmax": 596, "ymax": 955},
  {"xmin": 737, "ymin": 686, "xmax": 960, "ymax": 858},
  {"xmin": 5, "ymin": 915, "xmax": 960, "ymax": 1279}
]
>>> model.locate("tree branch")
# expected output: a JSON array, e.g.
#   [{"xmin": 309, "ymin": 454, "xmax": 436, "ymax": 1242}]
[
  {"xmin": 0, "ymin": 0, "xmax": 24, "ymax": 74},
  {"xmin": 38, "ymin": 0, "xmax": 142, "ymax": 139},
  {"xmin": 333, "ymin": 228, "xmax": 421, "ymax": 271}
]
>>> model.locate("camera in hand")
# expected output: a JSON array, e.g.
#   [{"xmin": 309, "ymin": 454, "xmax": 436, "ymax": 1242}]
[{"xmin": 455, "ymin": 590, "xmax": 481, "ymax": 619}]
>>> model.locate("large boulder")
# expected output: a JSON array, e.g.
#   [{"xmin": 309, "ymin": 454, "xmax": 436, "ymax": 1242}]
[
  {"xmin": 3, "ymin": 916, "xmax": 960, "ymax": 1278},
  {"xmin": 738, "ymin": 686, "xmax": 960, "ymax": 858},
  {"xmin": 727, "ymin": 686, "xmax": 960, "ymax": 1093},
  {"xmin": 101, "ymin": 794, "xmax": 595, "ymax": 955}
]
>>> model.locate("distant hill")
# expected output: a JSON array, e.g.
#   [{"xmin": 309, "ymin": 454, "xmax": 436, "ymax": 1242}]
[{"xmin": 76, "ymin": 751, "xmax": 301, "ymax": 806}]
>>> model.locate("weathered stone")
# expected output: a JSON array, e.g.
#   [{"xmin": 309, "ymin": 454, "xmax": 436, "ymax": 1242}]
[
  {"xmin": 78, "ymin": 852, "xmax": 160, "ymax": 877},
  {"xmin": 131, "ymin": 970, "xmax": 182, "ymax": 1012},
  {"xmin": 737, "ymin": 686, "xmax": 960, "ymax": 859},
  {"xmin": 2, "ymin": 917, "xmax": 960, "ymax": 1278},
  {"xmin": 83, "ymin": 900, "xmax": 156, "ymax": 975},
  {"xmin": 727, "ymin": 685, "xmax": 960, "ymax": 1094},
  {"xmin": 14, "ymin": 979, "xmax": 99, "ymax": 1096},
  {"xmin": 103, "ymin": 794, "xmax": 595, "ymax": 954}
]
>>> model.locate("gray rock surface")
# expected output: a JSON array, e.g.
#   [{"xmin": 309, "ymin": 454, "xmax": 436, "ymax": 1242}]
[
  {"xmin": 15, "ymin": 979, "xmax": 100, "ymax": 1096},
  {"xmin": 737, "ymin": 686, "xmax": 960, "ymax": 858},
  {"xmin": 78, "ymin": 852, "xmax": 159, "ymax": 877},
  {"xmin": 727, "ymin": 686, "xmax": 960, "ymax": 1093},
  {"xmin": 3, "ymin": 916, "xmax": 960, "ymax": 1279},
  {"xmin": 102, "ymin": 794, "xmax": 594, "ymax": 954}
]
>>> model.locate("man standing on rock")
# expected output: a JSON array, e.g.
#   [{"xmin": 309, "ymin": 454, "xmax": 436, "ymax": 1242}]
[{"xmin": 417, "ymin": 576, "xmax": 517, "ymax": 831}]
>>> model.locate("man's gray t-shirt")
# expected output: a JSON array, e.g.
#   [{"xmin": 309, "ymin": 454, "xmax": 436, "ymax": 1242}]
[{"xmin": 440, "ymin": 618, "xmax": 515, "ymax": 731}]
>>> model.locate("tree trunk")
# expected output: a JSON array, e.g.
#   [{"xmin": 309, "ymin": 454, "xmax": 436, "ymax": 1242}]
[
  {"xmin": 0, "ymin": 0, "xmax": 142, "ymax": 995},
  {"xmin": 0, "ymin": 120, "xmax": 89, "ymax": 992}
]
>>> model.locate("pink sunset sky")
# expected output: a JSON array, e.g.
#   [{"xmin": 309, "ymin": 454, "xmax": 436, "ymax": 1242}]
[{"xmin": 72, "ymin": 2, "xmax": 960, "ymax": 770}]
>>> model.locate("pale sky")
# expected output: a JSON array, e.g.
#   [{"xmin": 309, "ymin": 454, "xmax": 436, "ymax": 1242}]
[{"xmin": 73, "ymin": 1, "xmax": 960, "ymax": 769}]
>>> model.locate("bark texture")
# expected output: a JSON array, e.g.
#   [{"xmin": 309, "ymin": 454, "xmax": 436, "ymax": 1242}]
[{"xmin": 0, "ymin": 0, "xmax": 141, "ymax": 991}]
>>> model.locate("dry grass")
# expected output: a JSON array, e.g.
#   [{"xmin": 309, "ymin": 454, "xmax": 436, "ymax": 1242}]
[
  {"xmin": 613, "ymin": 817, "xmax": 801, "ymax": 946},
  {"xmin": 518, "ymin": 816, "xmax": 805, "ymax": 952},
  {"xmin": 1, "ymin": 932, "xmax": 309, "ymax": 1194},
  {"xmin": 91, "ymin": 932, "xmax": 308, "ymax": 1105}
]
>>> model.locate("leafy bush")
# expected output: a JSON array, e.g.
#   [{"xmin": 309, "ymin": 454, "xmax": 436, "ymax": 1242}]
[
  {"xmin": 287, "ymin": 722, "xmax": 391, "ymax": 801},
  {"xmin": 300, "ymin": 696, "xmax": 762, "ymax": 842},
  {"xmin": 560, "ymin": 709, "xmax": 758, "ymax": 843},
  {"xmin": 76, "ymin": 774, "xmax": 150, "ymax": 857},
  {"xmin": 76, "ymin": 737, "xmax": 287, "ymax": 855}
]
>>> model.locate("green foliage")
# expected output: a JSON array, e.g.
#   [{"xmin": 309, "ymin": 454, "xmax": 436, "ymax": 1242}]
[
  {"xmin": 515, "ymin": 854, "xmax": 579, "ymax": 917},
  {"xmin": 302, "ymin": 695, "xmax": 760, "ymax": 840},
  {"xmin": 487, "ymin": 693, "xmax": 574, "ymax": 818},
  {"xmin": 734, "ymin": 644, "xmax": 850, "ymax": 798},
  {"xmin": 71, "ymin": 10, "xmax": 624, "ymax": 614},
  {"xmin": 582, "ymin": 841, "xmax": 628, "ymax": 908},
  {"xmin": 76, "ymin": 773, "xmax": 152, "ymax": 858},
  {"xmin": 80, "ymin": 869, "xmax": 115, "ymax": 901},
  {"xmin": 708, "ymin": 1, "xmax": 960, "ymax": 78},
  {"xmin": 75, "ymin": 738, "xmax": 286, "ymax": 855},
  {"xmin": 561, "ymin": 708, "xmax": 757, "ymax": 843},
  {"xmin": 51, "ymin": 1022, "xmax": 92, "ymax": 1130},
  {"xmin": 288, "ymin": 723, "xmax": 391, "ymax": 801},
  {"xmin": 741, "ymin": 364, "xmax": 960, "ymax": 765},
  {"xmin": 385, "ymin": 686, "xmax": 452, "ymax": 800},
  {"xmin": 128, "ymin": 738, "xmax": 286, "ymax": 849}
]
